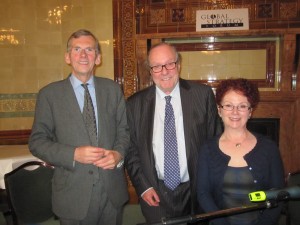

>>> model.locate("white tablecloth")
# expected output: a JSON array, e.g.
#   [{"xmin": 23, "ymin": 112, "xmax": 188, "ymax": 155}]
[{"xmin": 0, "ymin": 145, "xmax": 40, "ymax": 189}]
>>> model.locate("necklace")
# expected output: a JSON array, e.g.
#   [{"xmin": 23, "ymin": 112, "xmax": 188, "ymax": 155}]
[
  {"xmin": 235, "ymin": 134, "xmax": 248, "ymax": 148},
  {"xmin": 222, "ymin": 132, "xmax": 248, "ymax": 149}
]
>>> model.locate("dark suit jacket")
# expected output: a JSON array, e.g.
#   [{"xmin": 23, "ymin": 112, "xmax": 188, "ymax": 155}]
[
  {"xmin": 29, "ymin": 76, "xmax": 129, "ymax": 220},
  {"xmin": 125, "ymin": 78, "xmax": 221, "ymax": 215}
]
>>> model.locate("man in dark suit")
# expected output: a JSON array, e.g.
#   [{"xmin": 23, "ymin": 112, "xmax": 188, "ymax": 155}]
[
  {"xmin": 125, "ymin": 43, "xmax": 221, "ymax": 224},
  {"xmin": 29, "ymin": 29, "xmax": 129, "ymax": 225}
]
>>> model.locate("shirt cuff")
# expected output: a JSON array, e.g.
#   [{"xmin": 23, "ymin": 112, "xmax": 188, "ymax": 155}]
[{"xmin": 141, "ymin": 187, "xmax": 154, "ymax": 197}]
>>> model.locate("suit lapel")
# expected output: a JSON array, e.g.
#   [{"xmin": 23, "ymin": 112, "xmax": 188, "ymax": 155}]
[
  {"xmin": 179, "ymin": 79, "xmax": 192, "ymax": 161},
  {"xmin": 142, "ymin": 86, "xmax": 157, "ymax": 173},
  {"xmin": 62, "ymin": 78, "xmax": 87, "ymax": 134},
  {"xmin": 94, "ymin": 78, "xmax": 106, "ymax": 147}
]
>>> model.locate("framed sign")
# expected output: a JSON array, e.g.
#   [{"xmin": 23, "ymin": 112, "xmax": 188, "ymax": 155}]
[{"xmin": 196, "ymin": 8, "xmax": 249, "ymax": 31}]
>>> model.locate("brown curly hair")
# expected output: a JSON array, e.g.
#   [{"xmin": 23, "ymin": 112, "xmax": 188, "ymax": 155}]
[{"xmin": 215, "ymin": 78, "xmax": 260, "ymax": 108}]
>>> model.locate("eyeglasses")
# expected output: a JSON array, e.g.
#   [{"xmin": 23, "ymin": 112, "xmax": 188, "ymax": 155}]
[
  {"xmin": 220, "ymin": 103, "xmax": 251, "ymax": 112},
  {"xmin": 150, "ymin": 61, "xmax": 177, "ymax": 73},
  {"xmin": 70, "ymin": 47, "xmax": 96, "ymax": 55}
]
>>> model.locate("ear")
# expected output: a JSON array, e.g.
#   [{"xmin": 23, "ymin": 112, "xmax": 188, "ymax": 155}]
[
  {"xmin": 248, "ymin": 108, "xmax": 253, "ymax": 118},
  {"xmin": 65, "ymin": 52, "xmax": 71, "ymax": 64},
  {"xmin": 217, "ymin": 106, "xmax": 222, "ymax": 117},
  {"xmin": 177, "ymin": 62, "xmax": 181, "ymax": 72},
  {"xmin": 95, "ymin": 54, "xmax": 101, "ymax": 66}
]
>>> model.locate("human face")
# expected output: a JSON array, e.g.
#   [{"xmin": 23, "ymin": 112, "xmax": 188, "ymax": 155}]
[
  {"xmin": 65, "ymin": 35, "xmax": 101, "ymax": 82},
  {"xmin": 148, "ymin": 44, "xmax": 180, "ymax": 94},
  {"xmin": 218, "ymin": 90, "xmax": 252, "ymax": 130}
]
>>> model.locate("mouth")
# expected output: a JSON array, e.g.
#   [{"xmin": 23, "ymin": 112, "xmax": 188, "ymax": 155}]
[
  {"xmin": 229, "ymin": 117, "xmax": 241, "ymax": 121},
  {"xmin": 79, "ymin": 61, "xmax": 89, "ymax": 65},
  {"xmin": 162, "ymin": 77, "xmax": 172, "ymax": 81}
]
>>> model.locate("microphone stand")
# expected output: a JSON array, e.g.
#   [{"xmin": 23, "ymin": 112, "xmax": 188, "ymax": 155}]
[{"xmin": 143, "ymin": 200, "xmax": 277, "ymax": 225}]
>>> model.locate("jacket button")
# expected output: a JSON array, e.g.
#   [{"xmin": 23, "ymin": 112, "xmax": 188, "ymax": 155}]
[{"xmin": 89, "ymin": 170, "xmax": 93, "ymax": 175}]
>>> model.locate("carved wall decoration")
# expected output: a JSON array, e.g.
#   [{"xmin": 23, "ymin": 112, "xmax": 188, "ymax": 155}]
[
  {"xmin": 257, "ymin": 3, "xmax": 273, "ymax": 19},
  {"xmin": 280, "ymin": 2, "xmax": 298, "ymax": 19},
  {"xmin": 171, "ymin": 8, "xmax": 185, "ymax": 22},
  {"xmin": 150, "ymin": 8, "xmax": 166, "ymax": 24},
  {"xmin": 134, "ymin": 0, "xmax": 300, "ymax": 33},
  {"xmin": 117, "ymin": 0, "xmax": 138, "ymax": 98}
]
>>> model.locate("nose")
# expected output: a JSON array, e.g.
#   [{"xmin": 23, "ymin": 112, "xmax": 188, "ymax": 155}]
[
  {"xmin": 79, "ymin": 49, "xmax": 88, "ymax": 56},
  {"xmin": 161, "ymin": 65, "xmax": 169, "ymax": 74},
  {"xmin": 232, "ymin": 106, "xmax": 239, "ymax": 113}
]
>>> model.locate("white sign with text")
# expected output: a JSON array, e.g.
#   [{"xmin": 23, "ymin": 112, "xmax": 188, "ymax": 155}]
[{"xmin": 196, "ymin": 8, "xmax": 249, "ymax": 31}]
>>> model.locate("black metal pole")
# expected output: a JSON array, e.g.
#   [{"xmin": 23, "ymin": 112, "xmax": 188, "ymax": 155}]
[{"xmin": 141, "ymin": 200, "xmax": 277, "ymax": 225}]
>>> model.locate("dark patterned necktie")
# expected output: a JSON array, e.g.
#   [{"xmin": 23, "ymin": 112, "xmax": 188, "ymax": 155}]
[
  {"xmin": 164, "ymin": 96, "xmax": 181, "ymax": 190},
  {"xmin": 81, "ymin": 83, "xmax": 97, "ymax": 146}
]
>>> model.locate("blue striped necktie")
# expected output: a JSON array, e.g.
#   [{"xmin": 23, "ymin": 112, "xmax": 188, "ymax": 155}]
[{"xmin": 164, "ymin": 96, "xmax": 181, "ymax": 190}]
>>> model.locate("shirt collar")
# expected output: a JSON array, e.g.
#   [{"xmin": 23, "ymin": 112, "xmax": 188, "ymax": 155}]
[
  {"xmin": 156, "ymin": 82, "xmax": 180, "ymax": 100},
  {"xmin": 70, "ymin": 74, "xmax": 95, "ymax": 89}
]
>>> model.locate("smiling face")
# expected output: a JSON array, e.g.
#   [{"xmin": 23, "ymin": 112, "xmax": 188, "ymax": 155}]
[
  {"xmin": 148, "ymin": 44, "xmax": 180, "ymax": 94},
  {"xmin": 218, "ymin": 90, "xmax": 252, "ymax": 130},
  {"xmin": 65, "ymin": 35, "xmax": 101, "ymax": 82}
]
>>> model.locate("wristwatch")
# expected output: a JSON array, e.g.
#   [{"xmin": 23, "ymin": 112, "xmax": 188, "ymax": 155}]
[{"xmin": 116, "ymin": 159, "xmax": 124, "ymax": 168}]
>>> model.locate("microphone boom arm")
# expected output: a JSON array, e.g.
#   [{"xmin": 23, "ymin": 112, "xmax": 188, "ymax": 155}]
[
  {"xmin": 145, "ymin": 201, "xmax": 277, "ymax": 225},
  {"xmin": 146, "ymin": 186, "xmax": 300, "ymax": 224}
]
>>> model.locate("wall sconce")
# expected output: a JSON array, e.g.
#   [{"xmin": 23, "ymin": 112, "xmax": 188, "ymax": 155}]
[
  {"xmin": 0, "ymin": 29, "xmax": 20, "ymax": 45},
  {"xmin": 135, "ymin": 6, "xmax": 145, "ymax": 17},
  {"xmin": 46, "ymin": 5, "xmax": 71, "ymax": 24},
  {"xmin": 211, "ymin": 0, "xmax": 229, "ymax": 9},
  {"xmin": 291, "ymin": 73, "xmax": 297, "ymax": 91}
]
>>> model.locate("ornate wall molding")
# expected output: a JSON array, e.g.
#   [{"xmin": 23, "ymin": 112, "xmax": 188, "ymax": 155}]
[
  {"xmin": 0, "ymin": 94, "xmax": 36, "ymax": 118},
  {"xmin": 114, "ymin": 0, "xmax": 138, "ymax": 98}
]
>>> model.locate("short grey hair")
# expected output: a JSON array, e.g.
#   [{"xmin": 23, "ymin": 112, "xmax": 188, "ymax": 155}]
[{"xmin": 66, "ymin": 29, "xmax": 101, "ymax": 54}]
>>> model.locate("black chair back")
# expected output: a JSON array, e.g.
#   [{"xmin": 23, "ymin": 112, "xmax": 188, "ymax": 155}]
[{"xmin": 4, "ymin": 161, "xmax": 54, "ymax": 225}]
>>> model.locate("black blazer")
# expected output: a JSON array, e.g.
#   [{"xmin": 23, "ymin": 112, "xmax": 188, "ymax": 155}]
[{"xmin": 125, "ymin": 78, "xmax": 221, "ymax": 214}]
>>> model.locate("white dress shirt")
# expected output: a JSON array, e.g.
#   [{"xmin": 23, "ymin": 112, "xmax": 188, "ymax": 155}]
[{"xmin": 152, "ymin": 83, "xmax": 189, "ymax": 182}]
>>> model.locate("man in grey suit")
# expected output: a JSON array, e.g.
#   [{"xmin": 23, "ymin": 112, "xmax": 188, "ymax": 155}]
[
  {"xmin": 125, "ymin": 43, "xmax": 221, "ymax": 224},
  {"xmin": 29, "ymin": 29, "xmax": 129, "ymax": 225}
]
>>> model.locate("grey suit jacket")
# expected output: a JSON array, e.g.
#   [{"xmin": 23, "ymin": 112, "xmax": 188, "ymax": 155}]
[
  {"xmin": 29, "ymin": 76, "xmax": 130, "ymax": 219},
  {"xmin": 125, "ymin": 78, "xmax": 221, "ymax": 214}
]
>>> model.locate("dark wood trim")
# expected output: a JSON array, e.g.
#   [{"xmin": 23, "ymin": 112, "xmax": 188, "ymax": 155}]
[{"xmin": 0, "ymin": 129, "xmax": 31, "ymax": 145}]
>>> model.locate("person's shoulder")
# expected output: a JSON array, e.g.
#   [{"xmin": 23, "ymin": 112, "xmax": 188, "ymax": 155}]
[
  {"xmin": 94, "ymin": 76, "xmax": 124, "ymax": 95},
  {"xmin": 127, "ymin": 85, "xmax": 154, "ymax": 102},
  {"xmin": 253, "ymin": 132, "xmax": 278, "ymax": 151},
  {"xmin": 94, "ymin": 76, "xmax": 118, "ymax": 87},
  {"xmin": 180, "ymin": 79, "xmax": 213, "ymax": 92},
  {"xmin": 201, "ymin": 135, "xmax": 220, "ymax": 149},
  {"xmin": 207, "ymin": 135, "xmax": 219, "ymax": 144},
  {"xmin": 254, "ymin": 132, "xmax": 276, "ymax": 144},
  {"xmin": 39, "ymin": 78, "xmax": 67, "ymax": 93}
]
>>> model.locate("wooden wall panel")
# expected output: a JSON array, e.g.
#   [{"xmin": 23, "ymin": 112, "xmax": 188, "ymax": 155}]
[
  {"xmin": 136, "ymin": 0, "xmax": 300, "ymax": 34},
  {"xmin": 253, "ymin": 93, "xmax": 300, "ymax": 174}
]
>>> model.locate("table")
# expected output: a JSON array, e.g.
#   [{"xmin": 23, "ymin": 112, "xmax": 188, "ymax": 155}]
[{"xmin": 0, "ymin": 145, "xmax": 40, "ymax": 189}]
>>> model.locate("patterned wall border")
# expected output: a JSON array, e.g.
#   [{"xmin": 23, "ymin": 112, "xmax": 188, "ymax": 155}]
[
  {"xmin": 0, "ymin": 93, "xmax": 36, "ymax": 118},
  {"xmin": 122, "ymin": 0, "xmax": 137, "ymax": 98}
]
